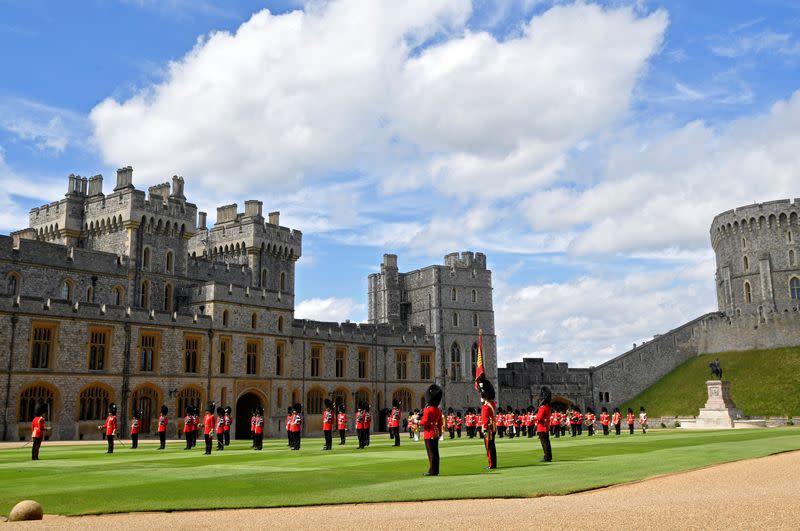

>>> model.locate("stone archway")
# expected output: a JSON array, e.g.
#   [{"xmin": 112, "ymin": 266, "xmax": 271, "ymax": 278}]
[{"xmin": 235, "ymin": 391, "xmax": 264, "ymax": 440}]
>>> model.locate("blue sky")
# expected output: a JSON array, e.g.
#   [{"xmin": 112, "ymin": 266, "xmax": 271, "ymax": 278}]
[{"xmin": 2, "ymin": 0, "xmax": 800, "ymax": 368}]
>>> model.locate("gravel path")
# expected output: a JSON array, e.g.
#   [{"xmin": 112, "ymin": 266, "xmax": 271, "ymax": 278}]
[{"xmin": 5, "ymin": 451, "xmax": 797, "ymax": 530}]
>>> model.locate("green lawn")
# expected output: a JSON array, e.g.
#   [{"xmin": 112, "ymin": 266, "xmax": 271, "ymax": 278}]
[
  {"xmin": 621, "ymin": 348, "xmax": 800, "ymax": 418},
  {"xmin": 1, "ymin": 429, "xmax": 799, "ymax": 516}
]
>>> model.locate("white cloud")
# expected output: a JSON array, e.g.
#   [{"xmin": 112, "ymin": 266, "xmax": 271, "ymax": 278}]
[
  {"xmin": 294, "ymin": 297, "xmax": 366, "ymax": 323},
  {"xmin": 711, "ymin": 30, "xmax": 800, "ymax": 58},
  {"xmin": 0, "ymin": 98, "xmax": 90, "ymax": 154}
]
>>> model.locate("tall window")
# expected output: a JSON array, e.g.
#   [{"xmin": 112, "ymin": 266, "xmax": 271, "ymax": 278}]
[
  {"xmin": 471, "ymin": 343, "xmax": 479, "ymax": 377},
  {"xmin": 358, "ymin": 348, "xmax": 368, "ymax": 379},
  {"xmin": 473, "ymin": 313, "xmax": 479, "ymax": 327},
  {"xmin": 222, "ymin": 310, "xmax": 229, "ymax": 327},
  {"xmin": 219, "ymin": 336, "xmax": 230, "ymax": 374},
  {"xmin": 335, "ymin": 347, "xmax": 345, "ymax": 378},
  {"xmin": 88, "ymin": 328, "xmax": 110, "ymax": 370},
  {"xmin": 393, "ymin": 389, "xmax": 413, "ymax": 410},
  {"xmin": 18, "ymin": 385, "xmax": 54, "ymax": 422},
  {"xmin": 165, "ymin": 251, "xmax": 173, "ymax": 273},
  {"xmin": 280, "ymin": 272, "xmax": 286, "ymax": 291},
  {"xmin": 743, "ymin": 255, "xmax": 749, "ymax": 271},
  {"xmin": 261, "ymin": 269, "xmax": 267, "ymax": 287},
  {"xmin": 143, "ymin": 247, "xmax": 150, "ymax": 269},
  {"xmin": 307, "ymin": 389, "xmax": 324, "ymax": 414},
  {"xmin": 471, "ymin": 289, "xmax": 477, "ymax": 303},
  {"xmin": 310, "ymin": 345, "xmax": 322, "ymax": 377},
  {"xmin": 251, "ymin": 312, "xmax": 258, "ymax": 329},
  {"xmin": 60, "ymin": 280, "xmax": 73, "ymax": 302},
  {"xmin": 164, "ymin": 283, "xmax": 173, "ymax": 312},
  {"xmin": 395, "ymin": 351, "xmax": 408, "ymax": 380},
  {"xmin": 176, "ymin": 387, "xmax": 202, "ymax": 419},
  {"xmin": 86, "ymin": 286, "xmax": 94, "ymax": 303},
  {"xmin": 452, "ymin": 312, "xmax": 459, "ymax": 327},
  {"xmin": 113, "ymin": 286, "xmax": 124, "ymax": 306},
  {"xmin": 139, "ymin": 331, "xmax": 158, "ymax": 372},
  {"xmin": 278, "ymin": 316, "xmax": 284, "ymax": 332},
  {"xmin": 790, "ymin": 250, "xmax": 796, "ymax": 266},
  {"xmin": 7, "ymin": 273, "xmax": 20, "ymax": 295},
  {"xmin": 451, "ymin": 287, "xmax": 457, "ymax": 301},
  {"xmin": 791, "ymin": 277, "xmax": 800, "ymax": 300},
  {"xmin": 30, "ymin": 322, "xmax": 56, "ymax": 369},
  {"xmin": 277, "ymin": 388, "xmax": 283, "ymax": 408},
  {"xmin": 140, "ymin": 280, "xmax": 150, "ymax": 308},
  {"xmin": 246, "ymin": 340, "xmax": 259, "ymax": 375},
  {"xmin": 184, "ymin": 336, "xmax": 200, "ymax": 373},
  {"xmin": 744, "ymin": 282, "xmax": 752, "ymax": 303},
  {"xmin": 449, "ymin": 342, "xmax": 461, "ymax": 382},
  {"xmin": 78, "ymin": 386, "xmax": 110, "ymax": 421},
  {"xmin": 276, "ymin": 341, "xmax": 284, "ymax": 376},
  {"xmin": 420, "ymin": 352, "xmax": 432, "ymax": 380},
  {"xmin": 789, "ymin": 231, "xmax": 793, "ymax": 243}
]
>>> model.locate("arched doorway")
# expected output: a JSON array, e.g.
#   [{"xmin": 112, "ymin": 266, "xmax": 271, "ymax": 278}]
[
  {"xmin": 235, "ymin": 392, "xmax": 263, "ymax": 439},
  {"xmin": 130, "ymin": 385, "xmax": 160, "ymax": 433}
]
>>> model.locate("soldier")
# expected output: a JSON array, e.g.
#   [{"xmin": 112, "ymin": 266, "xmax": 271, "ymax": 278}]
[
  {"xmin": 526, "ymin": 406, "xmax": 535, "ymax": 438},
  {"xmin": 254, "ymin": 406, "xmax": 264, "ymax": 450},
  {"xmin": 355, "ymin": 403, "xmax": 365, "ymax": 449},
  {"xmin": 639, "ymin": 406, "xmax": 648, "ymax": 434},
  {"xmin": 506, "ymin": 407, "xmax": 515, "ymax": 439},
  {"xmin": 420, "ymin": 384, "xmax": 444, "ymax": 476},
  {"xmin": 612, "ymin": 407, "xmax": 622, "ymax": 436},
  {"xmin": 550, "ymin": 410, "xmax": 558, "ymax": 437},
  {"xmin": 389, "ymin": 399, "xmax": 401, "ymax": 446},
  {"xmin": 585, "ymin": 407, "xmax": 596, "ymax": 436},
  {"xmin": 478, "ymin": 376, "xmax": 497, "ymax": 470},
  {"xmin": 322, "ymin": 399, "xmax": 334, "ymax": 451},
  {"xmin": 224, "ymin": 406, "xmax": 232, "ymax": 446},
  {"xmin": 130, "ymin": 409, "xmax": 140, "ymax": 449},
  {"xmin": 30, "ymin": 401, "xmax": 47, "ymax": 461},
  {"xmin": 409, "ymin": 409, "xmax": 420, "ymax": 441},
  {"xmin": 183, "ymin": 406, "xmax": 193, "ymax": 450},
  {"xmin": 446, "ymin": 408, "xmax": 455, "ymax": 439},
  {"xmin": 364, "ymin": 403, "xmax": 372, "ymax": 447},
  {"xmin": 216, "ymin": 406, "xmax": 226, "ymax": 451},
  {"xmin": 337, "ymin": 403, "xmax": 348, "ymax": 445},
  {"xmin": 285, "ymin": 406, "xmax": 293, "ymax": 448},
  {"xmin": 99, "ymin": 403, "xmax": 118, "ymax": 454},
  {"xmin": 290, "ymin": 403, "xmax": 303, "ymax": 450},
  {"xmin": 600, "ymin": 407, "xmax": 610, "ymax": 436},
  {"xmin": 514, "ymin": 409, "xmax": 523, "ymax": 437},
  {"xmin": 627, "ymin": 407, "xmax": 635, "ymax": 435},
  {"xmin": 157, "ymin": 405, "xmax": 168, "ymax": 449},
  {"xmin": 203, "ymin": 402, "xmax": 215, "ymax": 455},
  {"xmin": 455, "ymin": 411, "xmax": 463, "ymax": 438},
  {"xmin": 251, "ymin": 407, "xmax": 257, "ymax": 449},
  {"xmin": 535, "ymin": 387, "xmax": 552, "ymax": 462},
  {"xmin": 570, "ymin": 407, "xmax": 580, "ymax": 437}
]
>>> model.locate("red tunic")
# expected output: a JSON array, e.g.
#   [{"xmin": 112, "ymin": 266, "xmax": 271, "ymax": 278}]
[
  {"xmin": 337, "ymin": 413, "xmax": 347, "ymax": 430},
  {"xmin": 31, "ymin": 416, "xmax": 45, "ymax": 438},
  {"xmin": 254, "ymin": 416, "xmax": 264, "ymax": 434},
  {"xmin": 534, "ymin": 404, "xmax": 551, "ymax": 433},
  {"xmin": 158, "ymin": 414, "xmax": 168, "ymax": 433},
  {"xmin": 446, "ymin": 415, "xmax": 455, "ymax": 428},
  {"xmin": 612, "ymin": 412, "xmax": 621, "ymax": 426},
  {"xmin": 481, "ymin": 401, "xmax": 496, "ymax": 433},
  {"xmin": 130, "ymin": 418, "xmax": 140, "ymax": 435},
  {"xmin": 322, "ymin": 410, "xmax": 333, "ymax": 431},
  {"xmin": 456, "ymin": 416, "xmax": 463, "ymax": 429},
  {"xmin": 388, "ymin": 407, "xmax": 400, "ymax": 428},
  {"xmin": 104, "ymin": 415, "xmax": 117, "ymax": 436},
  {"xmin": 203, "ymin": 414, "xmax": 214, "ymax": 435},
  {"xmin": 183, "ymin": 415, "xmax": 192, "ymax": 433},
  {"xmin": 224, "ymin": 414, "xmax": 231, "ymax": 432},
  {"xmin": 627, "ymin": 413, "xmax": 635, "ymax": 425},
  {"xmin": 216, "ymin": 416, "xmax": 225, "ymax": 434},
  {"xmin": 355, "ymin": 410, "xmax": 364, "ymax": 430},
  {"xmin": 364, "ymin": 412, "xmax": 371, "ymax": 429},
  {"xmin": 289, "ymin": 413, "xmax": 302, "ymax": 433},
  {"xmin": 420, "ymin": 406, "xmax": 443, "ymax": 440},
  {"xmin": 600, "ymin": 412, "xmax": 610, "ymax": 426}
]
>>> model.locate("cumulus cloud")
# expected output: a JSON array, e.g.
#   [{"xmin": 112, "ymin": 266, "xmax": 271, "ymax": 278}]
[
  {"xmin": 294, "ymin": 297, "xmax": 366, "ymax": 323},
  {"xmin": 0, "ymin": 98, "xmax": 90, "ymax": 154}
]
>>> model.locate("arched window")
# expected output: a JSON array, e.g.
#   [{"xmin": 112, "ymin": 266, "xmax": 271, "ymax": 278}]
[
  {"xmin": 604, "ymin": 392, "xmax": 609, "ymax": 402},
  {"xmin": 251, "ymin": 312, "xmax": 258, "ymax": 329},
  {"xmin": 354, "ymin": 388, "xmax": 370, "ymax": 409},
  {"xmin": 451, "ymin": 287, "xmax": 457, "ymax": 301},
  {"xmin": 7, "ymin": 272, "xmax": 20, "ymax": 295},
  {"xmin": 741, "ymin": 237, "xmax": 746, "ymax": 249},
  {"xmin": 113, "ymin": 286, "xmax": 124, "ymax": 306},
  {"xmin": 176, "ymin": 386, "xmax": 202, "ymax": 418},
  {"xmin": 140, "ymin": 280, "xmax": 150, "ymax": 308},
  {"xmin": 165, "ymin": 251, "xmax": 173, "ymax": 273},
  {"xmin": 332, "ymin": 388, "xmax": 348, "ymax": 411},
  {"xmin": 790, "ymin": 250, "xmax": 796, "ymax": 267},
  {"xmin": 743, "ymin": 256, "xmax": 749, "ymax": 271},
  {"xmin": 280, "ymin": 272, "xmax": 286, "ymax": 291},
  {"xmin": 18, "ymin": 384, "xmax": 55, "ymax": 422},
  {"xmin": 452, "ymin": 312, "xmax": 459, "ymax": 327},
  {"xmin": 85, "ymin": 286, "xmax": 93, "ymax": 303},
  {"xmin": 246, "ymin": 340, "xmax": 259, "ymax": 375},
  {"xmin": 78, "ymin": 385, "xmax": 110, "ymax": 421},
  {"xmin": 278, "ymin": 316, "xmax": 284, "ymax": 333},
  {"xmin": 306, "ymin": 388, "xmax": 324, "ymax": 414},
  {"xmin": 789, "ymin": 231, "xmax": 793, "ymax": 243},
  {"xmin": 143, "ymin": 247, "xmax": 150, "ymax": 269},
  {"xmin": 130, "ymin": 385, "xmax": 160, "ymax": 432},
  {"xmin": 275, "ymin": 341, "xmax": 284, "ymax": 376},
  {"xmin": 61, "ymin": 279, "xmax": 73, "ymax": 302},
  {"xmin": 472, "ymin": 313, "xmax": 479, "ymax": 327},
  {"xmin": 791, "ymin": 277, "xmax": 800, "ymax": 300},
  {"xmin": 164, "ymin": 283, "xmax": 173, "ymax": 312},
  {"xmin": 184, "ymin": 336, "xmax": 200, "ymax": 373},
  {"xmin": 261, "ymin": 269, "xmax": 268, "ymax": 287},
  {"xmin": 744, "ymin": 282, "xmax": 752, "ymax": 303},
  {"xmin": 471, "ymin": 342, "xmax": 479, "ymax": 377},
  {"xmin": 471, "ymin": 289, "xmax": 477, "ymax": 303},
  {"xmin": 450, "ymin": 342, "xmax": 461, "ymax": 382},
  {"xmin": 222, "ymin": 310, "xmax": 229, "ymax": 327},
  {"xmin": 393, "ymin": 388, "xmax": 413, "ymax": 410}
]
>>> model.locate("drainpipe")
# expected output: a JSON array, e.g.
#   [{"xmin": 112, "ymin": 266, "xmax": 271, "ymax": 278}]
[{"xmin": 2, "ymin": 313, "xmax": 18, "ymax": 441}]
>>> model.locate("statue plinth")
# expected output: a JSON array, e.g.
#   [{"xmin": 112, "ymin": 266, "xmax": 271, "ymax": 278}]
[{"xmin": 695, "ymin": 380, "xmax": 741, "ymax": 428}]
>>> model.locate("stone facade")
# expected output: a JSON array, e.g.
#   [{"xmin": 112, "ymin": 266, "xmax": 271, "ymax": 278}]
[{"xmin": 0, "ymin": 168, "xmax": 495, "ymax": 441}]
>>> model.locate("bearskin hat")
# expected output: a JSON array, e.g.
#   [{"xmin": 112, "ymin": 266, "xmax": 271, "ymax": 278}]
[
  {"xmin": 586, "ymin": 407, "xmax": 594, "ymax": 414},
  {"xmin": 514, "ymin": 409, "xmax": 520, "ymax": 415},
  {"xmin": 640, "ymin": 406, "xmax": 646, "ymax": 412},
  {"xmin": 527, "ymin": 405, "xmax": 534, "ymax": 413},
  {"xmin": 614, "ymin": 407, "xmax": 620, "ymax": 413},
  {"xmin": 601, "ymin": 406, "xmax": 608, "ymax": 413},
  {"xmin": 413, "ymin": 408, "xmax": 420, "ymax": 414},
  {"xmin": 365, "ymin": 402, "xmax": 370, "ymax": 412},
  {"xmin": 132, "ymin": 409, "xmax": 141, "ymax": 419},
  {"xmin": 574, "ymin": 406, "xmax": 581, "ymax": 413},
  {"xmin": 256, "ymin": 406, "xmax": 264, "ymax": 416},
  {"xmin": 338, "ymin": 403, "xmax": 346, "ymax": 413},
  {"xmin": 206, "ymin": 401, "xmax": 215, "ymax": 414},
  {"xmin": 216, "ymin": 406, "xmax": 225, "ymax": 416},
  {"xmin": 456, "ymin": 411, "xmax": 462, "ymax": 417},
  {"xmin": 506, "ymin": 406, "xmax": 513, "ymax": 413},
  {"xmin": 447, "ymin": 407, "xmax": 454, "ymax": 414},
  {"xmin": 288, "ymin": 406, "xmax": 293, "ymax": 414},
  {"xmin": 108, "ymin": 402, "xmax": 117, "ymax": 414},
  {"xmin": 293, "ymin": 403, "xmax": 302, "ymax": 414},
  {"xmin": 424, "ymin": 384, "xmax": 443, "ymax": 408},
  {"xmin": 225, "ymin": 406, "xmax": 232, "ymax": 415},
  {"xmin": 538, "ymin": 386, "xmax": 552, "ymax": 406},
  {"xmin": 392, "ymin": 398, "xmax": 400, "ymax": 408},
  {"xmin": 478, "ymin": 377, "xmax": 495, "ymax": 401},
  {"xmin": 34, "ymin": 401, "xmax": 48, "ymax": 416},
  {"xmin": 324, "ymin": 398, "xmax": 333, "ymax": 410},
  {"xmin": 161, "ymin": 404, "xmax": 169, "ymax": 415},
  {"xmin": 358, "ymin": 401, "xmax": 365, "ymax": 410}
]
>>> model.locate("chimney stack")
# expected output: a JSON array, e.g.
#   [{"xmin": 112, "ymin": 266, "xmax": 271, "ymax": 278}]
[
  {"xmin": 268, "ymin": 211, "xmax": 280, "ymax": 226},
  {"xmin": 198, "ymin": 211, "xmax": 207, "ymax": 230},
  {"xmin": 115, "ymin": 166, "xmax": 134, "ymax": 191}
]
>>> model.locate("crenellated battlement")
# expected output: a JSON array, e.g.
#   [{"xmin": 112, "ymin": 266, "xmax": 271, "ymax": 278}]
[
  {"xmin": 291, "ymin": 318, "xmax": 432, "ymax": 346},
  {"xmin": 711, "ymin": 199, "xmax": 800, "ymax": 246},
  {"xmin": 444, "ymin": 251, "xmax": 487, "ymax": 269}
]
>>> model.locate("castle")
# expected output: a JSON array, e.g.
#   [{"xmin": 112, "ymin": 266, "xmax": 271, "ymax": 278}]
[
  {"xmin": 0, "ymin": 168, "xmax": 496, "ymax": 441},
  {"xmin": 499, "ymin": 199, "xmax": 800, "ymax": 412}
]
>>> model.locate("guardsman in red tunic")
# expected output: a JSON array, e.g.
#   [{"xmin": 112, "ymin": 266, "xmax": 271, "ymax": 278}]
[
  {"xmin": 478, "ymin": 376, "xmax": 497, "ymax": 470},
  {"xmin": 130, "ymin": 409, "xmax": 141, "ymax": 449},
  {"xmin": 355, "ymin": 404, "xmax": 365, "ymax": 449},
  {"xmin": 101, "ymin": 403, "xmax": 118, "ymax": 454},
  {"xmin": 337, "ymin": 403, "xmax": 347, "ymax": 445},
  {"xmin": 289, "ymin": 403, "xmax": 303, "ymax": 450},
  {"xmin": 570, "ymin": 407, "xmax": 581, "ymax": 437},
  {"xmin": 203, "ymin": 402, "xmax": 215, "ymax": 455},
  {"xmin": 285, "ymin": 407, "xmax": 293, "ymax": 447},
  {"xmin": 182, "ymin": 406, "xmax": 192, "ymax": 450},
  {"xmin": 639, "ymin": 406, "xmax": 648, "ymax": 434},
  {"xmin": 535, "ymin": 387, "xmax": 552, "ymax": 462},
  {"xmin": 585, "ymin": 408, "xmax": 596, "ymax": 436},
  {"xmin": 612, "ymin": 407, "xmax": 622, "ymax": 436},
  {"xmin": 322, "ymin": 399, "xmax": 334, "ymax": 451},
  {"xmin": 455, "ymin": 411, "xmax": 463, "ymax": 438},
  {"xmin": 389, "ymin": 399, "xmax": 401, "ymax": 446},
  {"xmin": 600, "ymin": 407, "xmax": 610, "ymax": 435},
  {"xmin": 446, "ymin": 408, "xmax": 456, "ymax": 439},
  {"xmin": 30, "ymin": 401, "xmax": 47, "ymax": 460},
  {"xmin": 525, "ymin": 406, "xmax": 534, "ymax": 438},
  {"xmin": 191, "ymin": 405, "xmax": 199, "ymax": 448},
  {"xmin": 506, "ymin": 407, "xmax": 516, "ymax": 439},
  {"xmin": 224, "ymin": 406, "xmax": 232, "ymax": 447},
  {"xmin": 549, "ymin": 411, "xmax": 558, "ymax": 437},
  {"xmin": 157, "ymin": 405, "xmax": 168, "ymax": 449},
  {"xmin": 254, "ymin": 406, "xmax": 264, "ymax": 450},
  {"xmin": 216, "ymin": 406, "xmax": 226, "ymax": 451},
  {"xmin": 420, "ymin": 384, "xmax": 444, "ymax": 476},
  {"xmin": 364, "ymin": 404, "xmax": 372, "ymax": 447},
  {"xmin": 514, "ymin": 409, "xmax": 523, "ymax": 437},
  {"xmin": 627, "ymin": 407, "xmax": 635, "ymax": 435}
]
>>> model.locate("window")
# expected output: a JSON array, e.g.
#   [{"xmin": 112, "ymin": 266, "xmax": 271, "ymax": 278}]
[
  {"xmin": 604, "ymin": 392, "xmax": 609, "ymax": 402},
  {"xmin": 393, "ymin": 389, "xmax": 413, "ymax": 410},
  {"xmin": 184, "ymin": 335, "xmax": 200, "ymax": 373},
  {"xmin": 335, "ymin": 347, "xmax": 345, "ymax": 378},
  {"xmin": 450, "ymin": 342, "xmax": 461, "ymax": 381},
  {"xmin": 742, "ymin": 237, "xmax": 746, "ymax": 249},
  {"xmin": 473, "ymin": 313, "xmax": 479, "ymax": 327},
  {"xmin": 18, "ymin": 385, "xmax": 54, "ymax": 422},
  {"xmin": 358, "ymin": 348, "xmax": 368, "ymax": 379},
  {"xmin": 395, "ymin": 350, "xmax": 408, "ymax": 380},
  {"xmin": 7, "ymin": 272, "xmax": 20, "ymax": 295},
  {"xmin": 744, "ymin": 282, "xmax": 752, "ymax": 304},
  {"xmin": 310, "ymin": 345, "xmax": 322, "ymax": 377},
  {"xmin": 452, "ymin": 312, "xmax": 459, "ymax": 327},
  {"xmin": 278, "ymin": 316, "xmax": 284, "ymax": 333},
  {"xmin": 420, "ymin": 352, "xmax": 432, "ymax": 380},
  {"xmin": 280, "ymin": 272, "xmax": 286, "ymax": 291},
  {"xmin": 165, "ymin": 251, "xmax": 173, "ymax": 273},
  {"xmin": 791, "ymin": 277, "xmax": 800, "ymax": 300},
  {"xmin": 60, "ymin": 279, "xmax": 73, "ymax": 302},
  {"xmin": 277, "ymin": 388, "xmax": 283, "ymax": 408},
  {"xmin": 743, "ymin": 256, "xmax": 749, "ymax": 271},
  {"xmin": 471, "ymin": 289, "xmax": 477, "ymax": 303},
  {"xmin": 140, "ymin": 280, "xmax": 150, "ymax": 308},
  {"xmin": 88, "ymin": 328, "xmax": 110, "ymax": 370},
  {"xmin": 246, "ymin": 340, "xmax": 259, "ymax": 375},
  {"xmin": 261, "ymin": 269, "xmax": 267, "ymax": 287},
  {"xmin": 276, "ymin": 341, "xmax": 284, "ymax": 376},
  {"xmin": 30, "ymin": 322, "xmax": 56, "ymax": 369},
  {"xmin": 139, "ymin": 331, "xmax": 159, "ymax": 372},
  {"xmin": 790, "ymin": 231, "xmax": 793, "ymax": 243},
  {"xmin": 251, "ymin": 312, "xmax": 258, "ymax": 329},
  {"xmin": 219, "ymin": 336, "xmax": 230, "ymax": 374},
  {"xmin": 790, "ymin": 250, "xmax": 796, "ymax": 266},
  {"xmin": 471, "ymin": 342, "xmax": 479, "ymax": 377},
  {"xmin": 222, "ymin": 310, "xmax": 229, "ymax": 327},
  {"xmin": 451, "ymin": 287, "xmax": 457, "ymax": 301},
  {"xmin": 176, "ymin": 387, "xmax": 202, "ymax": 419},
  {"xmin": 143, "ymin": 247, "xmax": 150, "ymax": 269},
  {"xmin": 332, "ymin": 388, "xmax": 347, "ymax": 410},
  {"xmin": 354, "ymin": 389, "xmax": 370, "ymax": 409},
  {"xmin": 78, "ymin": 386, "xmax": 110, "ymax": 421},
  {"xmin": 130, "ymin": 385, "xmax": 159, "ymax": 432},
  {"xmin": 113, "ymin": 286, "xmax": 124, "ymax": 306},
  {"xmin": 164, "ymin": 283, "xmax": 173, "ymax": 312},
  {"xmin": 307, "ymin": 388, "xmax": 324, "ymax": 414},
  {"xmin": 599, "ymin": 392, "xmax": 603, "ymax": 403}
]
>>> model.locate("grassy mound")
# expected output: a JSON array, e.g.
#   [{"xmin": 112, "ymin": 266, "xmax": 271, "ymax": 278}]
[
  {"xmin": 1, "ymin": 429, "xmax": 798, "ymax": 516},
  {"xmin": 621, "ymin": 347, "xmax": 800, "ymax": 418}
]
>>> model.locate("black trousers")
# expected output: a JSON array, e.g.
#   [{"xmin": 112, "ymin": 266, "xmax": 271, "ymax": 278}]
[
  {"xmin": 391, "ymin": 427, "xmax": 400, "ymax": 446},
  {"xmin": 131, "ymin": 433, "xmax": 138, "ymax": 449},
  {"xmin": 538, "ymin": 431, "xmax": 552, "ymax": 461},
  {"xmin": 217, "ymin": 432, "xmax": 224, "ymax": 450},
  {"xmin": 32, "ymin": 437, "xmax": 42, "ymax": 460},
  {"xmin": 254, "ymin": 432, "xmax": 263, "ymax": 450},
  {"xmin": 204, "ymin": 433, "xmax": 213, "ymax": 454},
  {"xmin": 290, "ymin": 431, "xmax": 301, "ymax": 449},
  {"xmin": 588, "ymin": 425, "xmax": 594, "ymax": 436},
  {"xmin": 191, "ymin": 431, "xmax": 197, "ymax": 447},
  {"xmin": 184, "ymin": 431, "xmax": 192, "ymax": 449},
  {"xmin": 615, "ymin": 424, "xmax": 621, "ymax": 435},
  {"xmin": 224, "ymin": 430, "xmax": 230, "ymax": 446},
  {"xmin": 571, "ymin": 424, "xmax": 578, "ymax": 437},
  {"xmin": 339, "ymin": 428, "xmax": 346, "ymax": 444},
  {"xmin": 484, "ymin": 431, "xmax": 497, "ymax": 469},
  {"xmin": 449, "ymin": 427, "xmax": 455, "ymax": 439},
  {"xmin": 357, "ymin": 428, "xmax": 365, "ymax": 448},
  {"xmin": 323, "ymin": 429, "xmax": 332, "ymax": 450},
  {"xmin": 159, "ymin": 431, "xmax": 166, "ymax": 449},
  {"xmin": 528, "ymin": 427, "xmax": 535, "ymax": 438},
  {"xmin": 107, "ymin": 435, "xmax": 114, "ymax": 453},
  {"xmin": 497, "ymin": 426, "xmax": 504, "ymax": 438},
  {"xmin": 456, "ymin": 428, "xmax": 461, "ymax": 438},
  {"xmin": 603, "ymin": 425, "xmax": 609, "ymax": 435},
  {"xmin": 286, "ymin": 429, "xmax": 291, "ymax": 447},
  {"xmin": 554, "ymin": 427, "xmax": 560, "ymax": 438},
  {"xmin": 424, "ymin": 438, "xmax": 440, "ymax": 475},
  {"xmin": 578, "ymin": 424, "xmax": 583, "ymax": 435},
  {"xmin": 629, "ymin": 424, "xmax": 634, "ymax": 435},
  {"xmin": 365, "ymin": 428, "xmax": 370, "ymax": 446}
]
